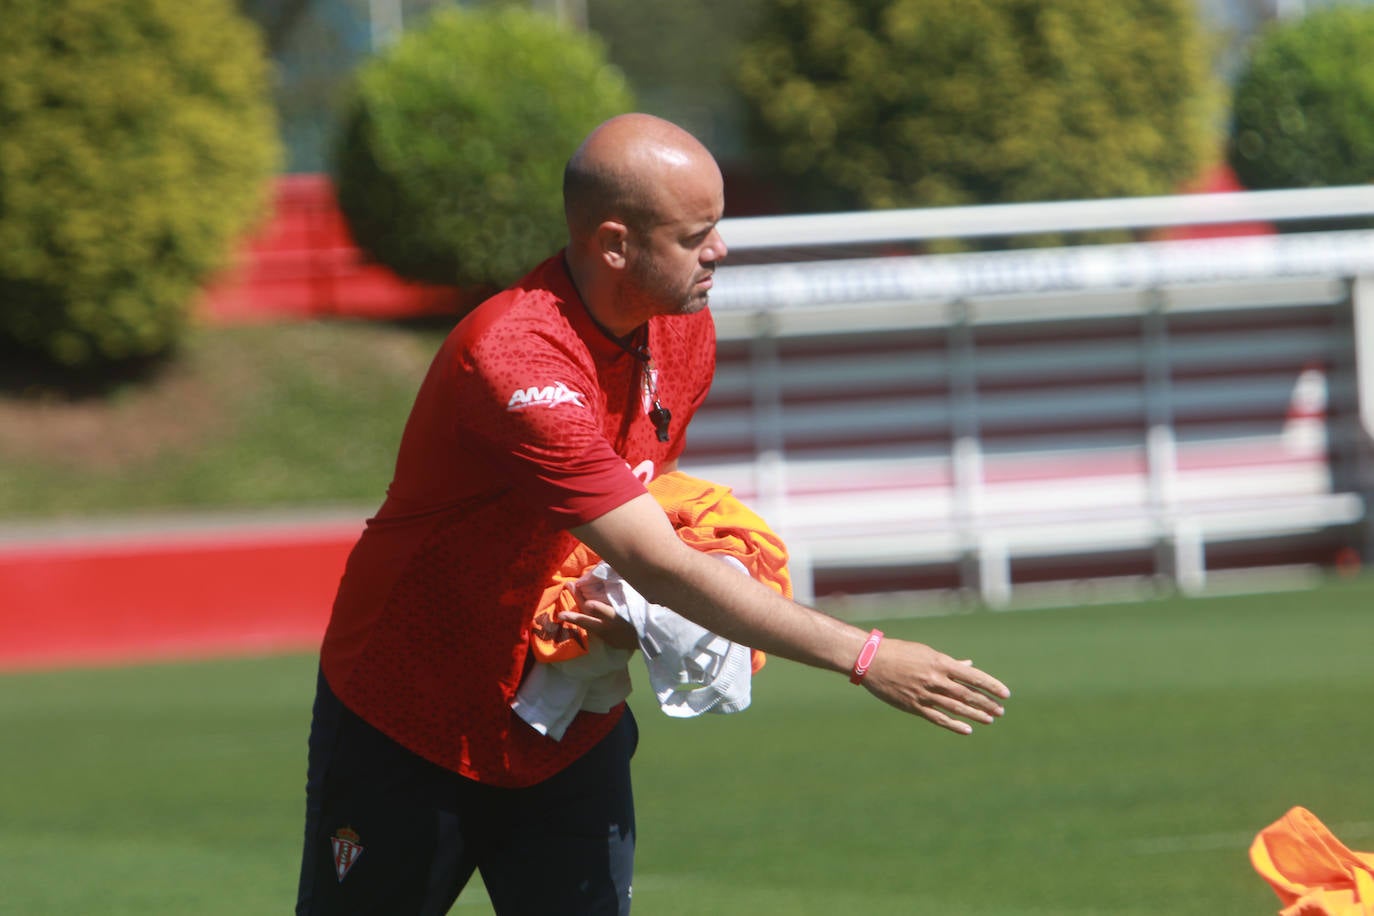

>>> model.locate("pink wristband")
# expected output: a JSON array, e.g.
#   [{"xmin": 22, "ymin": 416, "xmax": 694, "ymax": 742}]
[{"xmin": 849, "ymin": 629, "xmax": 884, "ymax": 684}]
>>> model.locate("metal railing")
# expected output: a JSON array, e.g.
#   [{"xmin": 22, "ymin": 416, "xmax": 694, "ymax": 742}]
[
  {"xmin": 688, "ymin": 185, "xmax": 1374, "ymax": 601},
  {"xmin": 718, "ymin": 184, "xmax": 1374, "ymax": 250}
]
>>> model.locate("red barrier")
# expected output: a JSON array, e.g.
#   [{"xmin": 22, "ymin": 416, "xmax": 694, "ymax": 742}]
[
  {"xmin": 0, "ymin": 520, "xmax": 360, "ymax": 671},
  {"xmin": 1155, "ymin": 162, "xmax": 1276, "ymax": 240},
  {"xmin": 199, "ymin": 174, "xmax": 465, "ymax": 324}
]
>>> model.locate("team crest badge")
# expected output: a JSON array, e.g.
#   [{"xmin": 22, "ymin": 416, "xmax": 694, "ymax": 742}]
[{"xmin": 331, "ymin": 826, "xmax": 364, "ymax": 882}]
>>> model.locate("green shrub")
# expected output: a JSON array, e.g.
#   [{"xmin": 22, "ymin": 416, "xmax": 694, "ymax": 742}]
[
  {"xmin": 1229, "ymin": 5, "xmax": 1374, "ymax": 191},
  {"xmin": 735, "ymin": 0, "xmax": 1220, "ymax": 217},
  {"xmin": 333, "ymin": 6, "xmax": 635, "ymax": 289},
  {"xmin": 0, "ymin": 0, "xmax": 280, "ymax": 367}
]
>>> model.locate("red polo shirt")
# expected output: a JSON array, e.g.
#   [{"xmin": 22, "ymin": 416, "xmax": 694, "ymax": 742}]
[{"xmin": 320, "ymin": 254, "xmax": 715, "ymax": 787}]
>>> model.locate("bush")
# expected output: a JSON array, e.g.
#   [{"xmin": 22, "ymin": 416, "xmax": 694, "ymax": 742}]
[
  {"xmin": 1229, "ymin": 5, "xmax": 1374, "ymax": 191},
  {"xmin": 735, "ymin": 0, "xmax": 1220, "ymax": 217},
  {"xmin": 0, "ymin": 0, "xmax": 280, "ymax": 367},
  {"xmin": 333, "ymin": 6, "xmax": 635, "ymax": 289}
]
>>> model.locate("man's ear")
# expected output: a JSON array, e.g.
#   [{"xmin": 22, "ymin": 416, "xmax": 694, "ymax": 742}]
[{"xmin": 596, "ymin": 220, "xmax": 629, "ymax": 270}]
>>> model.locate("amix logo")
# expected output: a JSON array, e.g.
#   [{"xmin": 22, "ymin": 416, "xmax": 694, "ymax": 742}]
[{"xmin": 507, "ymin": 381, "xmax": 587, "ymax": 411}]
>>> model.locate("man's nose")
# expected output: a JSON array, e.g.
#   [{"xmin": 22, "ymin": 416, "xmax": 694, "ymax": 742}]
[{"xmin": 704, "ymin": 229, "xmax": 727, "ymax": 264}]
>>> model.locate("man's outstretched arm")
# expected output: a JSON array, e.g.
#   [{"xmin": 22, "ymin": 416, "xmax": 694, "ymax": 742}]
[{"xmin": 570, "ymin": 492, "xmax": 1010, "ymax": 734}]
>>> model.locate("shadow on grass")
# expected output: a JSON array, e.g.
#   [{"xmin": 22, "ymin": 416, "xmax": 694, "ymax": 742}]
[{"xmin": 0, "ymin": 338, "xmax": 185, "ymax": 402}]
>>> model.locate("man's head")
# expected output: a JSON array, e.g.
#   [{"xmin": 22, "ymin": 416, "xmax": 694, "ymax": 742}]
[{"xmin": 563, "ymin": 114, "xmax": 728, "ymax": 335}]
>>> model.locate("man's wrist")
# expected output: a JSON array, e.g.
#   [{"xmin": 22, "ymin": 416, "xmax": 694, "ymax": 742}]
[{"xmin": 849, "ymin": 629, "xmax": 884, "ymax": 684}]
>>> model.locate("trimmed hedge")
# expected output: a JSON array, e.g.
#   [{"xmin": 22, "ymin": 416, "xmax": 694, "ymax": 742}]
[
  {"xmin": 333, "ymin": 6, "xmax": 635, "ymax": 289},
  {"xmin": 1229, "ymin": 5, "xmax": 1374, "ymax": 191},
  {"xmin": 735, "ymin": 0, "xmax": 1220, "ymax": 217},
  {"xmin": 0, "ymin": 0, "xmax": 280, "ymax": 367}
]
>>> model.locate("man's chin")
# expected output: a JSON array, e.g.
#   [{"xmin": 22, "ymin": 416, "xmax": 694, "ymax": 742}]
[{"xmin": 677, "ymin": 292, "xmax": 710, "ymax": 315}]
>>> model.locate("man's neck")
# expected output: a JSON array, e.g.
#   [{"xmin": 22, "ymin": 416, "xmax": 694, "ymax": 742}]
[{"xmin": 564, "ymin": 251, "xmax": 644, "ymax": 339}]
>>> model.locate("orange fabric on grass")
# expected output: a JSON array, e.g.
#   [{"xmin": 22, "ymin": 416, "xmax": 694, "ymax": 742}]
[
  {"xmin": 1251, "ymin": 806, "xmax": 1374, "ymax": 916},
  {"xmin": 528, "ymin": 471, "xmax": 791, "ymax": 673}
]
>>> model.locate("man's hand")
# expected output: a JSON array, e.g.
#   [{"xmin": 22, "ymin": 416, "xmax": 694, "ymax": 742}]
[
  {"xmin": 556, "ymin": 578, "xmax": 639, "ymax": 652},
  {"xmin": 860, "ymin": 640, "xmax": 1010, "ymax": 735}
]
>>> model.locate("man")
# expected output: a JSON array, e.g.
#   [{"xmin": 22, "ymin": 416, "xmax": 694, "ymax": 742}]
[{"xmin": 296, "ymin": 113, "xmax": 1010, "ymax": 915}]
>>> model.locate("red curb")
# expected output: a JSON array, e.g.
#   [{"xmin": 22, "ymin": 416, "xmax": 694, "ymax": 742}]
[{"xmin": 0, "ymin": 521, "xmax": 359, "ymax": 671}]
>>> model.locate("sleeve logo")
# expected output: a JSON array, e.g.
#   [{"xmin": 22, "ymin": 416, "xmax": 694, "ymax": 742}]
[{"xmin": 507, "ymin": 381, "xmax": 587, "ymax": 411}]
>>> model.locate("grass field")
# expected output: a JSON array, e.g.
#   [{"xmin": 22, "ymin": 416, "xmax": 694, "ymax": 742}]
[
  {"xmin": 2, "ymin": 577, "xmax": 1372, "ymax": 915},
  {"xmin": 0, "ymin": 321, "xmax": 447, "ymax": 520}
]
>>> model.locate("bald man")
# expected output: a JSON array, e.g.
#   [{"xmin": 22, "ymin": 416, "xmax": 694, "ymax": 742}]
[{"xmin": 296, "ymin": 114, "xmax": 1009, "ymax": 916}]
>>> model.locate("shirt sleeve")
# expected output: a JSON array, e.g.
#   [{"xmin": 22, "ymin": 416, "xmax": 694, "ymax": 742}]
[{"xmin": 453, "ymin": 325, "xmax": 645, "ymax": 527}]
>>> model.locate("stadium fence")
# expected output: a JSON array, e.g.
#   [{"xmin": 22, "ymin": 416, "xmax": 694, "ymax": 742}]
[{"xmin": 683, "ymin": 185, "xmax": 1374, "ymax": 604}]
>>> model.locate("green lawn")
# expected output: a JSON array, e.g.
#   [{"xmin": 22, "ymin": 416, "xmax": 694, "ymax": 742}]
[
  {"xmin": 0, "ymin": 320, "xmax": 449, "ymax": 520},
  {"xmin": 2, "ymin": 578, "xmax": 1371, "ymax": 914}
]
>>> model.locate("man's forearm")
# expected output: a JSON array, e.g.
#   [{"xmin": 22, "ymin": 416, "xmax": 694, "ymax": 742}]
[
  {"xmin": 572, "ymin": 491, "xmax": 1010, "ymax": 733},
  {"xmin": 572, "ymin": 492, "xmax": 865, "ymax": 673},
  {"xmin": 619, "ymin": 541, "xmax": 867, "ymax": 674}
]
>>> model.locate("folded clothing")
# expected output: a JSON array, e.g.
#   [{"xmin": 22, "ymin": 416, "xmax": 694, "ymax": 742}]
[
  {"xmin": 512, "ymin": 555, "xmax": 756, "ymax": 740},
  {"xmin": 528, "ymin": 470, "xmax": 790, "ymax": 668},
  {"xmin": 1251, "ymin": 806, "xmax": 1374, "ymax": 916}
]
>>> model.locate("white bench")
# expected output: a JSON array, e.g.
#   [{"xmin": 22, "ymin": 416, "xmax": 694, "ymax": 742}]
[
  {"xmin": 683, "ymin": 280, "xmax": 1367, "ymax": 605},
  {"xmin": 692, "ymin": 427, "xmax": 1363, "ymax": 606}
]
